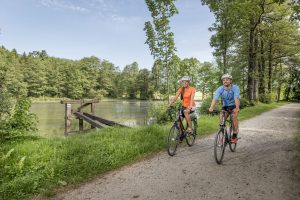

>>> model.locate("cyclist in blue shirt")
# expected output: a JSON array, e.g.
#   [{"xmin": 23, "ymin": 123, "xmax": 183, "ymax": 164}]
[{"xmin": 209, "ymin": 74, "xmax": 240, "ymax": 143}]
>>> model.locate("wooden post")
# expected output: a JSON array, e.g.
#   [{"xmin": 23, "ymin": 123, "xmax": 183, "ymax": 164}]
[
  {"xmin": 64, "ymin": 103, "xmax": 72, "ymax": 136},
  {"xmin": 79, "ymin": 118, "xmax": 84, "ymax": 132},
  {"xmin": 78, "ymin": 102, "xmax": 84, "ymax": 132},
  {"xmin": 91, "ymin": 103, "xmax": 95, "ymax": 129},
  {"xmin": 61, "ymin": 99, "xmax": 100, "ymax": 136}
]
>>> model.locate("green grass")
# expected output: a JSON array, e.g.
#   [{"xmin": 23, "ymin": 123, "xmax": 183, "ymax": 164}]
[
  {"xmin": 198, "ymin": 102, "xmax": 286, "ymax": 135},
  {"xmin": 0, "ymin": 102, "xmax": 288, "ymax": 200}
]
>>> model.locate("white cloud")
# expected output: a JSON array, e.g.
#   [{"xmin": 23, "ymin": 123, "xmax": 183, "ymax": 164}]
[
  {"xmin": 40, "ymin": 0, "xmax": 89, "ymax": 13},
  {"xmin": 85, "ymin": 0, "xmax": 116, "ymax": 14},
  {"xmin": 39, "ymin": 0, "xmax": 142, "ymax": 23},
  {"xmin": 110, "ymin": 14, "xmax": 141, "ymax": 24}
]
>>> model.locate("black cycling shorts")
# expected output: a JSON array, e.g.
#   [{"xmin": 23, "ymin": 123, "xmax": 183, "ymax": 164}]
[
  {"xmin": 222, "ymin": 105, "xmax": 236, "ymax": 113},
  {"xmin": 181, "ymin": 107, "xmax": 195, "ymax": 117}
]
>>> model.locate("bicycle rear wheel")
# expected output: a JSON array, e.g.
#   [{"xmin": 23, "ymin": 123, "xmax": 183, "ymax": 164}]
[
  {"xmin": 214, "ymin": 129, "xmax": 226, "ymax": 164},
  {"xmin": 167, "ymin": 125, "xmax": 180, "ymax": 156},
  {"xmin": 186, "ymin": 119, "xmax": 197, "ymax": 146},
  {"xmin": 228, "ymin": 125, "xmax": 237, "ymax": 152}
]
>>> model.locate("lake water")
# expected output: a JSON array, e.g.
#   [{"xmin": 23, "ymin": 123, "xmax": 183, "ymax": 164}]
[{"xmin": 30, "ymin": 99, "xmax": 157, "ymax": 137}]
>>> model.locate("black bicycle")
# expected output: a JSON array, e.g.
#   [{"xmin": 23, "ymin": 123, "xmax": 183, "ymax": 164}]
[
  {"xmin": 214, "ymin": 109, "xmax": 237, "ymax": 164},
  {"xmin": 167, "ymin": 106, "xmax": 197, "ymax": 156}
]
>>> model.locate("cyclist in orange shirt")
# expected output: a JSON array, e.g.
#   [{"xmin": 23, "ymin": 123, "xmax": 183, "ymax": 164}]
[{"xmin": 168, "ymin": 76, "xmax": 196, "ymax": 133}]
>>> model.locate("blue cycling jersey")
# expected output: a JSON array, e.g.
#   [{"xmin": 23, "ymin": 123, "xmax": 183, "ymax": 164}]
[{"xmin": 214, "ymin": 84, "xmax": 240, "ymax": 107}]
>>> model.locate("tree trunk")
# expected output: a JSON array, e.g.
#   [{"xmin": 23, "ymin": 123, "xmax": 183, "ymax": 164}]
[
  {"xmin": 242, "ymin": 67, "xmax": 246, "ymax": 98},
  {"xmin": 276, "ymin": 59, "xmax": 283, "ymax": 102},
  {"xmin": 267, "ymin": 41, "xmax": 273, "ymax": 99},
  {"xmin": 222, "ymin": 51, "xmax": 227, "ymax": 74},
  {"xmin": 284, "ymin": 65, "xmax": 293, "ymax": 101},
  {"xmin": 247, "ymin": 20, "xmax": 255, "ymax": 102},
  {"xmin": 253, "ymin": 31, "xmax": 259, "ymax": 101},
  {"xmin": 166, "ymin": 62, "xmax": 170, "ymax": 102},
  {"xmin": 258, "ymin": 31, "xmax": 266, "ymax": 101}
]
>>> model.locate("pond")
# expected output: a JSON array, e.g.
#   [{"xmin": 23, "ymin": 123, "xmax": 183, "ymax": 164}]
[{"xmin": 30, "ymin": 99, "xmax": 158, "ymax": 137}]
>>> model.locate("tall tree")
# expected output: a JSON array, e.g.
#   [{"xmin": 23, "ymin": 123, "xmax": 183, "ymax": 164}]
[
  {"xmin": 201, "ymin": 0, "xmax": 237, "ymax": 73},
  {"xmin": 144, "ymin": 0, "xmax": 178, "ymax": 100}
]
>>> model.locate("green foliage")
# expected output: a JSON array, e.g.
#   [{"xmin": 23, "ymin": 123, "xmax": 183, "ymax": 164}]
[
  {"xmin": 0, "ymin": 125, "xmax": 167, "ymax": 200},
  {"xmin": 200, "ymin": 97, "xmax": 221, "ymax": 115},
  {"xmin": 0, "ymin": 98, "xmax": 38, "ymax": 141},
  {"xmin": 148, "ymin": 101, "xmax": 170, "ymax": 124},
  {"xmin": 9, "ymin": 98, "xmax": 38, "ymax": 133},
  {"xmin": 200, "ymin": 97, "xmax": 251, "ymax": 114},
  {"xmin": 121, "ymin": 62, "xmax": 139, "ymax": 99},
  {"xmin": 144, "ymin": 0, "xmax": 178, "ymax": 96},
  {"xmin": 196, "ymin": 62, "xmax": 219, "ymax": 99},
  {"xmin": 202, "ymin": 0, "xmax": 300, "ymax": 103},
  {"xmin": 0, "ymin": 92, "xmax": 14, "ymax": 121},
  {"xmin": 239, "ymin": 98, "xmax": 250, "ymax": 109},
  {"xmin": 148, "ymin": 100, "xmax": 182, "ymax": 124},
  {"xmin": 259, "ymin": 93, "xmax": 272, "ymax": 104}
]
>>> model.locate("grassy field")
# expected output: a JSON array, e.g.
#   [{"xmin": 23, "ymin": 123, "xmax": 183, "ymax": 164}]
[{"xmin": 0, "ymin": 102, "xmax": 287, "ymax": 200}]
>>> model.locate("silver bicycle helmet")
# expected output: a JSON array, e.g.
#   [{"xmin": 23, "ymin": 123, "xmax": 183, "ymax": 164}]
[
  {"xmin": 180, "ymin": 76, "xmax": 191, "ymax": 82},
  {"xmin": 221, "ymin": 74, "xmax": 233, "ymax": 80}
]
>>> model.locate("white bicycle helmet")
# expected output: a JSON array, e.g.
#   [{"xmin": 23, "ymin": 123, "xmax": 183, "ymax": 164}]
[
  {"xmin": 221, "ymin": 74, "xmax": 233, "ymax": 80},
  {"xmin": 180, "ymin": 76, "xmax": 191, "ymax": 82}
]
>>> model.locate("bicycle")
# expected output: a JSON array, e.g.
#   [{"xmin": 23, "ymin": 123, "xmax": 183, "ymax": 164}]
[
  {"xmin": 213, "ymin": 109, "xmax": 237, "ymax": 164},
  {"xmin": 167, "ymin": 106, "xmax": 198, "ymax": 156}
]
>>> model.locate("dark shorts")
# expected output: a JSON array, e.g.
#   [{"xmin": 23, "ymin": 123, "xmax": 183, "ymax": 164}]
[
  {"xmin": 222, "ymin": 105, "xmax": 236, "ymax": 114},
  {"xmin": 181, "ymin": 107, "xmax": 195, "ymax": 117}
]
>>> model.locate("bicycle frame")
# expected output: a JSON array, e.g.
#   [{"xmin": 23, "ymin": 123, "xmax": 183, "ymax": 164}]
[
  {"xmin": 174, "ymin": 108, "xmax": 186, "ymax": 133},
  {"xmin": 172, "ymin": 107, "xmax": 197, "ymax": 132}
]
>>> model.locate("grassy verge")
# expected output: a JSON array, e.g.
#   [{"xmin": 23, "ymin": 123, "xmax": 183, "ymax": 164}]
[
  {"xmin": 198, "ymin": 102, "xmax": 286, "ymax": 135},
  {"xmin": 0, "ymin": 102, "xmax": 287, "ymax": 200}
]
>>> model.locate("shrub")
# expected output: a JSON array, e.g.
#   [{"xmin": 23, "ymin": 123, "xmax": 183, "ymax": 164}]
[
  {"xmin": 0, "ymin": 97, "xmax": 38, "ymax": 141},
  {"xmin": 9, "ymin": 98, "xmax": 38, "ymax": 132},
  {"xmin": 239, "ymin": 98, "xmax": 250, "ymax": 109},
  {"xmin": 148, "ymin": 102, "xmax": 169, "ymax": 124},
  {"xmin": 148, "ymin": 100, "xmax": 181, "ymax": 124},
  {"xmin": 259, "ymin": 94, "xmax": 272, "ymax": 103},
  {"xmin": 200, "ymin": 97, "xmax": 221, "ymax": 115}
]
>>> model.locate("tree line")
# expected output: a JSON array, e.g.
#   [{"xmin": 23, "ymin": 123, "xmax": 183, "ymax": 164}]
[
  {"xmin": 144, "ymin": 0, "xmax": 300, "ymax": 103},
  {"xmin": 200, "ymin": 0, "xmax": 300, "ymax": 102},
  {"xmin": 0, "ymin": 46, "xmax": 219, "ymax": 101}
]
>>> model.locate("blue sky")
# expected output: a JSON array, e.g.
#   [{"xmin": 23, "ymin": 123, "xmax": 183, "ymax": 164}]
[{"xmin": 0, "ymin": 0, "xmax": 215, "ymax": 70}]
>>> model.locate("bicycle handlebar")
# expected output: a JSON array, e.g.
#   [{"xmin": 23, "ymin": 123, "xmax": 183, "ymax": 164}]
[
  {"xmin": 167, "ymin": 106, "xmax": 176, "ymax": 121},
  {"xmin": 167, "ymin": 106, "xmax": 183, "ymax": 121}
]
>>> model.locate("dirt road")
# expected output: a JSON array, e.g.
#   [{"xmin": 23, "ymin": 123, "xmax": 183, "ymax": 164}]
[{"xmin": 50, "ymin": 104, "xmax": 300, "ymax": 200}]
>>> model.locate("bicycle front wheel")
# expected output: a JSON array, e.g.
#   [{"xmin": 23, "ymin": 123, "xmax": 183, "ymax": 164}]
[
  {"xmin": 186, "ymin": 119, "xmax": 197, "ymax": 146},
  {"xmin": 167, "ymin": 125, "xmax": 180, "ymax": 156},
  {"xmin": 214, "ymin": 129, "xmax": 226, "ymax": 164}
]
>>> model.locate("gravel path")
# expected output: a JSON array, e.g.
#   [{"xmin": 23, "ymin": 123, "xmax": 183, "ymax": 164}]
[{"xmin": 49, "ymin": 104, "xmax": 300, "ymax": 200}]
